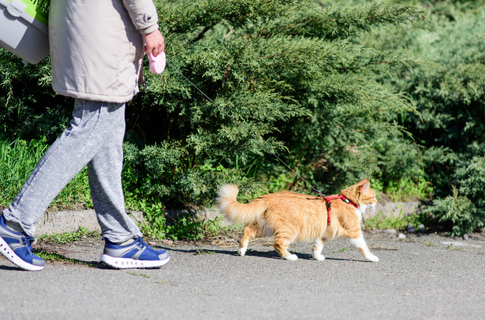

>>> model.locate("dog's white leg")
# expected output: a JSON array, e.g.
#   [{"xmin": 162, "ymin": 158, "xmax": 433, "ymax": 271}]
[
  {"xmin": 349, "ymin": 234, "xmax": 379, "ymax": 262},
  {"xmin": 312, "ymin": 238, "xmax": 325, "ymax": 261}
]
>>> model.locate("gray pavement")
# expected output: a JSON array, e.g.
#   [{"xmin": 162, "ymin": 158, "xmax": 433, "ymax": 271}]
[{"xmin": 1, "ymin": 231, "xmax": 485, "ymax": 320}]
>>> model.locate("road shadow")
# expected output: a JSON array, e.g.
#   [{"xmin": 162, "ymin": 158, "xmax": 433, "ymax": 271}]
[
  {"xmin": 163, "ymin": 246, "xmax": 370, "ymax": 262},
  {"xmin": 3, "ymin": 243, "xmax": 373, "ymax": 269},
  {"xmin": 0, "ymin": 264, "xmax": 27, "ymax": 271}
]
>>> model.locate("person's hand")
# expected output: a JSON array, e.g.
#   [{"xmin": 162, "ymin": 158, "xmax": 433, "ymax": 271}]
[{"xmin": 143, "ymin": 30, "xmax": 165, "ymax": 56}]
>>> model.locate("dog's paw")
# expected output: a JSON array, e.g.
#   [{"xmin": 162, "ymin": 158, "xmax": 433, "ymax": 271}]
[
  {"xmin": 238, "ymin": 247, "xmax": 247, "ymax": 256},
  {"xmin": 283, "ymin": 253, "xmax": 298, "ymax": 261},
  {"xmin": 366, "ymin": 254, "xmax": 379, "ymax": 262}
]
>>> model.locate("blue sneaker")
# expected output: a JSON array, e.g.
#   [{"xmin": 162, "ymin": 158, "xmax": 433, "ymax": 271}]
[
  {"xmin": 100, "ymin": 237, "xmax": 170, "ymax": 269},
  {"xmin": 0, "ymin": 215, "xmax": 45, "ymax": 271}
]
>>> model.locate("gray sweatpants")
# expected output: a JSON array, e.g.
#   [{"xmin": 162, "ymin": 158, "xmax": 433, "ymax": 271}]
[{"xmin": 2, "ymin": 99, "xmax": 143, "ymax": 243}]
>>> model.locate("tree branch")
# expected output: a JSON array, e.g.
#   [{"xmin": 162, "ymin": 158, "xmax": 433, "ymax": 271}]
[{"xmin": 190, "ymin": 26, "xmax": 213, "ymax": 44}]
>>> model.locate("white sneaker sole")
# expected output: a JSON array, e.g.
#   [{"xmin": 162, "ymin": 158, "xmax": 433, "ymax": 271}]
[
  {"xmin": 100, "ymin": 254, "xmax": 171, "ymax": 269},
  {"xmin": 0, "ymin": 237, "xmax": 44, "ymax": 271}
]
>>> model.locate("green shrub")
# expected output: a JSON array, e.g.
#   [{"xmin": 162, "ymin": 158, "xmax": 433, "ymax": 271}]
[
  {"xmin": 425, "ymin": 188, "xmax": 476, "ymax": 236},
  {"xmin": 122, "ymin": 141, "xmax": 267, "ymax": 209},
  {"xmin": 124, "ymin": 0, "xmax": 426, "ymax": 205},
  {"xmin": 364, "ymin": 0, "xmax": 485, "ymax": 191},
  {"xmin": 0, "ymin": 52, "xmax": 72, "ymax": 142},
  {"xmin": 137, "ymin": 199, "xmax": 234, "ymax": 240},
  {"xmin": 362, "ymin": 0, "xmax": 485, "ymax": 234},
  {"xmin": 427, "ymin": 157, "xmax": 485, "ymax": 236}
]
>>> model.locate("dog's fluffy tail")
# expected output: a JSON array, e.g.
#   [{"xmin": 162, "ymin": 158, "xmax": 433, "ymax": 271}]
[{"xmin": 216, "ymin": 184, "xmax": 267, "ymax": 225}]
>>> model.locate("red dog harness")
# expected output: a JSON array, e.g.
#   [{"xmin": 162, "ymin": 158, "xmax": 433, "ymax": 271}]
[{"xmin": 319, "ymin": 194, "xmax": 358, "ymax": 225}]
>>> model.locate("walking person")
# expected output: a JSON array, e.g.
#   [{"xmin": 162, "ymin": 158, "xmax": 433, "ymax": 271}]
[{"xmin": 0, "ymin": 0, "xmax": 170, "ymax": 271}]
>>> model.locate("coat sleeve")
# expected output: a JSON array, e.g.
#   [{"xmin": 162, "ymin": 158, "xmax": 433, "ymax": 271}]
[{"xmin": 122, "ymin": 0, "xmax": 160, "ymax": 34}]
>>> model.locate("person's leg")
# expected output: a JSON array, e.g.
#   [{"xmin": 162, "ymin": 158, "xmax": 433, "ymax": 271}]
[
  {"xmin": 86, "ymin": 102, "xmax": 142, "ymax": 243},
  {"xmin": 2, "ymin": 99, "xmax": 115, "ymax": 236},
  {"xmin": 86, "ymin": 103, "xmax": 170, "ymax": 268},
  {"xmin": 1, "ymin": 99, "xmax": 117, "ymax": 270},
  {"xmin": 1, "ymin": 99, "xmax": 168, "ymax": 270}
]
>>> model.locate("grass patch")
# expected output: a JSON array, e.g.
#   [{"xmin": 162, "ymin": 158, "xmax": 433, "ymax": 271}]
[
  {"xmin": 364, "ymin": 210, "xmax": 427, "ymax": 231},
  {"xmin": 40, "ymin": 227, "xmax": 100, "ymax": 244},
  {"xmin": 0, "ymin": 137, "xmax": 92, "ymax": 210},
  {"xmin": 195, "ymin": 249, "xmax": 216, "ymax": 255},
  {"xmin": 422, "ymin": 240, "xmax": 434, "ymax": 246}
]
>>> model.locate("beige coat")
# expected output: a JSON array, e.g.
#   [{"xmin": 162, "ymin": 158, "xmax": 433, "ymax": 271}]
[{"xmin": 48, "ymin": 0, "xmax": 159, "ymax": 103}]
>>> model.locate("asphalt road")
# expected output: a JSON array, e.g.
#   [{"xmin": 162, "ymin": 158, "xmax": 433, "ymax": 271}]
[{"xmin": 1, "ymin": 231, "xmax": 484, "ymax": 320}]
